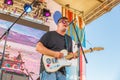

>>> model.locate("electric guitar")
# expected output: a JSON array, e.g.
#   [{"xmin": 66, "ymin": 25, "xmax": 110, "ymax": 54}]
[{"xmin": 42, "ymin": 47, "xmax": 104, "ymax": 72}]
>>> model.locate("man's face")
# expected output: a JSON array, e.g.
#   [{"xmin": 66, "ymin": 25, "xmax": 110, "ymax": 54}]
[{"xmin": 57, "ymin": 19, "xmax": 69, "ymax": 32}]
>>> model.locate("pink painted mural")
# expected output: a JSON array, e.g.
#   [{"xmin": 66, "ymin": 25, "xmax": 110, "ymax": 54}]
[{"xmin": 0, "ymin": 19, "xmax": 46, "ymax": 80}]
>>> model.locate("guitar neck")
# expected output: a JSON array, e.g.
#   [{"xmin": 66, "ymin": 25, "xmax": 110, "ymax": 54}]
[
  {"xmin": 65, "ymin": 47, "xmax": 104, "ymax": 60},
  {"xmin": 65, "ymin": 53, "xmax": 75, "ymax": 60}
]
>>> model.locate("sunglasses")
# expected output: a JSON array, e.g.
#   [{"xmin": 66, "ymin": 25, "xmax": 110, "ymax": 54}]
[{"xmin": 59, "ymin": 19, "xmax": 69, "ymax": 25}]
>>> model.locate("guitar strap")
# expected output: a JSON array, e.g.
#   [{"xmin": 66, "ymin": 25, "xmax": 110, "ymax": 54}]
[{"xmin": 64, "ymin": 34, "xmax": 69, "ymax": 51}]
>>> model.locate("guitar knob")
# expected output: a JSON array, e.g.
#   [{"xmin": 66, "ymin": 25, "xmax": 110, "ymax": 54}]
[{"xmin": 46, "ymin": 58, "xmax": 51, "ymax": 64}]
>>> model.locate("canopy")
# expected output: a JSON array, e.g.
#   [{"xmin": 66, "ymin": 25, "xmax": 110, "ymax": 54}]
[{"xmin": 54, "ymin": 0, "xmax": 120, "ymax": 24}]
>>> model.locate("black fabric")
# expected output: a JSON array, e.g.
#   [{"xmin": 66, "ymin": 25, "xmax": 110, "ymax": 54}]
[{"xmin": 39, "ymin": 31, "xmax": 73, "ymax": 74}]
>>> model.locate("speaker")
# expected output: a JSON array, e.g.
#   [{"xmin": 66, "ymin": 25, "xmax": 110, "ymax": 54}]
[{"xmin": 1, "ymin": 70, "xmax": 29, "ymax": 80}]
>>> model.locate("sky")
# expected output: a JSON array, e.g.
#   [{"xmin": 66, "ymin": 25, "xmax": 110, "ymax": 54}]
[{"xmin": 85, "ymin": 4, "xmax": 120, "ymax": 80}]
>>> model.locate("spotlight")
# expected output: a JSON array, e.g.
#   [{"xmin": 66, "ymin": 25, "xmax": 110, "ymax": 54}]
[
  {"xmin": 24, "ymin": 3, "xmax": 32, "ymax": 13},
  {"xmin": 4, "ymin": 0, "xmax": 13, "ymax": 5},
  {"xmin": 42, "ymin": 8, "xmax": 51, "ymax": 17}
]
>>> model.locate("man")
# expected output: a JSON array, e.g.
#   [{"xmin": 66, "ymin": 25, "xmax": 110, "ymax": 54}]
[{"xmin": 36, "ymin": 17, "xmax": 76, "ymax": 80}]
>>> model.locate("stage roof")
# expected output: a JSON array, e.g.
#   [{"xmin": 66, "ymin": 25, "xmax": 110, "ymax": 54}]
[{"xmin": 54, "ymin": 0, "xmax": 120, "ymax": 24}]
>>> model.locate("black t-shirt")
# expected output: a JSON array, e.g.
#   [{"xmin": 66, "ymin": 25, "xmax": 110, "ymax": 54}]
[{"xmin": 39, "ymin": 31, "xmax": 73, "ymax": 74}]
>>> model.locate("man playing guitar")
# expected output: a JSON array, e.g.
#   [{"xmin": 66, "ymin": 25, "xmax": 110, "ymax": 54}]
[{"xmin": 36, "ymin": 17, "xmax": 76, "ymax": 80}]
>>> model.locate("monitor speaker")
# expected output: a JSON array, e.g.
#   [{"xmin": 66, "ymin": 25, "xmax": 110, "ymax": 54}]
[{"xmin": 1, "ymin": 70, "xmax": 29, "ymax": 80}]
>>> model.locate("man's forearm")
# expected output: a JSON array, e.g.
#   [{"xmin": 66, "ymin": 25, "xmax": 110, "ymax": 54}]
[{"xmin": 36, "ymin": 42, "xmax": 60, "ymax": 58}]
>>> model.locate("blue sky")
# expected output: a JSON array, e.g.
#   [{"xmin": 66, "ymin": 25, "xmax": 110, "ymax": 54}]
[{"xmin": 85, "ymin": 4, "xmax": 120, "ymax": 80}]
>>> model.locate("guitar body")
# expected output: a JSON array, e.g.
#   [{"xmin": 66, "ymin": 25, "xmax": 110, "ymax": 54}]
[{"xmin": 42, "ymin": 49, "xmax": 71, "ymax": 72}]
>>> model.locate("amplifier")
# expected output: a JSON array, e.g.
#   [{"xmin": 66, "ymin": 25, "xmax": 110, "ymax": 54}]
[{"xmin": 1, "ymin": 70, "xmax": 29, "ymax": 80}]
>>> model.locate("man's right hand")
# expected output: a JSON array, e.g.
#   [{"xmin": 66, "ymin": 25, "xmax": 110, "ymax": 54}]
[{"xmin": 55, "ymin": 52, "xmax": 64, "ymax": 59}]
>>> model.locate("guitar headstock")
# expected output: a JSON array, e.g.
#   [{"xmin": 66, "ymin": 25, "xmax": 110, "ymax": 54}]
[{"xmin": 92, "ymin": 47, "xmax": 104, "ymax": 51}]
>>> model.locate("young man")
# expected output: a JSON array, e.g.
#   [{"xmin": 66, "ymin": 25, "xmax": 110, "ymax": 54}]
[{"xmin": 36, "ymin": 17, "xmax": 76, "ymax": 80}]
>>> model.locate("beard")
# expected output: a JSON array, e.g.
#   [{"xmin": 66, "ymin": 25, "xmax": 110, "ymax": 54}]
[{"xmin": 61, "ymin": 28, "xmax": 67, "ymax": 32}]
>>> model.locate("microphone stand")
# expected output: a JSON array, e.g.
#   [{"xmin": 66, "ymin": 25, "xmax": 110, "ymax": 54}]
[
  {"xmin": 71, "ymin": 20, "xmax": 88, "ymax": 80},
  {"xmin": 0, "ymin": 0, "xmax": 36, "ymax": 80}
]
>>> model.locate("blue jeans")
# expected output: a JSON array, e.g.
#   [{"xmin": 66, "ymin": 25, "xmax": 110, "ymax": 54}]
[{"xmin": 40, "ymin": 71, "xmax": 66, "ymax": 80}]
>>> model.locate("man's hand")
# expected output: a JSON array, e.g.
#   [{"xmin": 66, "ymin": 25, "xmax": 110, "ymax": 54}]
[
  {"xmin": 55, "ymin": 52, "xmax": 64, "ymax": 59},
  {"xmin": 69, "ymin": 52, "xmax": 78, "ymax": 59}
]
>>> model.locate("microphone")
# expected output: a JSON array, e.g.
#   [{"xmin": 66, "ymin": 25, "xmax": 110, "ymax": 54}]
[{"xmin": 69, "ymin": 18, "xmax": 76, "ymax": 25}]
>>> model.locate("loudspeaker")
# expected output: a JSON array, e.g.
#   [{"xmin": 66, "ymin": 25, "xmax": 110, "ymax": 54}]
[{"xmin": 1, "ymin": 70, "xmax": 29, "ymax": 80}]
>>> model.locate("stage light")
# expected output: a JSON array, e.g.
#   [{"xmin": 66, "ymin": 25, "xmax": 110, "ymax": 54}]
[
  {"xmin": 42, "ymin": 8, "xmax": 51, "ymax": 17},
  {"xmin": 24, "ymin": 3, "xmax": 32, "ymax": 13},
  {"xmin": 4, "ymin": 0, "xmax": 13, "ymax": 5}
]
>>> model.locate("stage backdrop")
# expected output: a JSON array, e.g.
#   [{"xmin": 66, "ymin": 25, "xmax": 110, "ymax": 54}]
[{"xmin": 0, "ymin": 19, "xmax": 46, "ymax": 80}]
